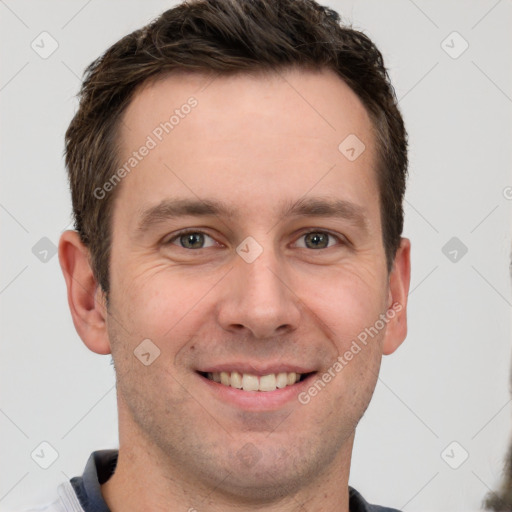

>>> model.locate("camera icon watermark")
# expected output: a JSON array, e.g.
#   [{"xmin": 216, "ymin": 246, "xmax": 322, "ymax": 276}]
[
  {"xmin": 236, "ymin": 442, "xmax": 262, "ymax": 468},
  {"xmin": 31, "ymin": 441, "xmax": 59, "ymax": 469},
  {"xmin": 441, "ymin": 31, "xmax": 469, "ymax": 59},
  {"xmin": 441, "ymin": 441, "xmax": 469, "ymax": 469},
  {"xmin": 236, "ymin": 236, "xmax": 263, "ymax": 263},
  {"xmin": 338, "ymin": 134, "xmax": 366, "ymax": 162},
  {"xmin": 31, "ymin": 31, "xmax": 59, "ymax": 59},
  {"xmin": 134, "ymin": 338, "xmax": 161, "ymax": 366},
  {"xmin": 32, "ymin": 237, "xmax": 57, "ymax": 263},
  {"xmin": 442, "ymin": 236, "xmax": 468, "ymax": 263}
]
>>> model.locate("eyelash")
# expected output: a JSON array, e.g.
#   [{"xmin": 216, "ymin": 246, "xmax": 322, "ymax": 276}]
[{"xmin": 164, "ymin": 229, "xmax": 346, "ymax": 250}]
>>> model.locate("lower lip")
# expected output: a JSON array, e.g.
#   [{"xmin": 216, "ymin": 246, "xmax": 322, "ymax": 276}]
[{"xmin": 197, "ymin": 372, "xmax": 317, "ymax": 411}]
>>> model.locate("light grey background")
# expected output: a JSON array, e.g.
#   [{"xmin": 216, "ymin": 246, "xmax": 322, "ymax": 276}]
[{"xmin": 1, "ymin": 1, "xmax": 511, "ymax": 511}]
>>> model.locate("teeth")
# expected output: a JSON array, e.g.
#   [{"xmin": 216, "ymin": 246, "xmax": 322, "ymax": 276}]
[
  {"xmin": 205, "ymin": 371, "xmax": 304, "ymax": 391},
  {"xmin": 259, "ymin": 374, "xmax": 276, "ymax": 391},
  {"xmin": 242, "ymin": 374, "xmax": 259, "ymax": 391},
  {"xmin": 276, "ymin": 372, "xmax": 288, "ymax": 389},
  {"xmin": 230, "ymin": 371, "xmax": 242, "ymax": 389},
  {"xmin": 220, "ymin": 371, "xmax": 230, "ymax": 386}
]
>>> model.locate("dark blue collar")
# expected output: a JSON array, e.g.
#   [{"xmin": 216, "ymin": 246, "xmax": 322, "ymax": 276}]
[{"xmin": 70, "ymin": 450, "xmax": 117, "ymax": 512}]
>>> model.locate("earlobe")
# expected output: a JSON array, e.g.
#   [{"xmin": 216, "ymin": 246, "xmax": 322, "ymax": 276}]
[
  {"xmin": 382, "ymin": 237, "xmax": 411, "ymax": 356},
  {"xmin": 58, "ymin": 230, "xmax": 111, "ymax": 355}
]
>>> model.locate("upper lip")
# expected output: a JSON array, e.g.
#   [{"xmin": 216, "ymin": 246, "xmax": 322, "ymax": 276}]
[{"xmin": 197, "ymin": 363, "xmax": 317, "ymax": 376}]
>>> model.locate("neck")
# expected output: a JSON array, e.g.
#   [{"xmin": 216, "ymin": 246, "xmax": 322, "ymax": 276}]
[
  {"xmin": 101, "ymin": 400, "xmax": 354, "ymax": 512},
  {"xmin": 102, "ymin": 443, "xmax": 353, "ymax": 512}
]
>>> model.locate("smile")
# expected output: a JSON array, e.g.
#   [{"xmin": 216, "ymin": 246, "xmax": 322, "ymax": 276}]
[{"xmin": 199, "ymin": 371, "xmax": 313, "ymax": 392}]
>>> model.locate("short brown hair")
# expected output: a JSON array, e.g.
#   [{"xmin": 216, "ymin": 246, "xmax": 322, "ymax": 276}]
[{"xmin": 65, "ymin": 0, "xmax": 408, "ymax": 296}]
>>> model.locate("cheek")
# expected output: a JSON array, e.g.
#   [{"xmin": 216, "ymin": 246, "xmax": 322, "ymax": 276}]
[
  {"xmin": 303, "ymin": 264, "xmax": 387, "ymax": 334},
  {"xmin": 113, "ymin": 262, "xmax": 221, "ymax": 345}
]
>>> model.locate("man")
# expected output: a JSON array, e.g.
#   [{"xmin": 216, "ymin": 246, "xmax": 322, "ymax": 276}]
[{"xmin": 32, "ymin": 0, "xmax": 411, "ymax": 510}]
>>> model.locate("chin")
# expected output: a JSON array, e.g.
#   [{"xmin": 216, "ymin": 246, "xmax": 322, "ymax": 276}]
[{"xmin": 198, "ymin": 445, "xmax": 325, "ymax": 503}]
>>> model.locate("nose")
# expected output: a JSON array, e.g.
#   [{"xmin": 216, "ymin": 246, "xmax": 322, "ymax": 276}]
[{"xmin": 216, "ymin": 241, "xmax": 301, "ymax": 339}]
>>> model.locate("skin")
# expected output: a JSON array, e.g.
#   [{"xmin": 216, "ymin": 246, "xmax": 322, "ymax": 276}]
[{"xmin": 59, "ymin": 68, "xmax": 411, "ymax": 512}]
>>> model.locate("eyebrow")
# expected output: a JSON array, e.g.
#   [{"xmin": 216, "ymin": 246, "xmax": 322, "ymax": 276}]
[{"xmin": 136, "ymin": 196, "xmax": 369, "ymax": 233}]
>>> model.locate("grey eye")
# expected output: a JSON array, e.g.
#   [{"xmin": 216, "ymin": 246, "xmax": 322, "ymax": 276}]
[{"xmin": 168, "ymin": 231, "xmax": 216, "ymax": 249}]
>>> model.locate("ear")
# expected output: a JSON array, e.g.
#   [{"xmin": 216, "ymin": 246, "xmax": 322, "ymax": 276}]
[
  {"xmin": 382, "ymin": 237, "xmax": 411, "ymax": 356},
  {"xmin": 58, "ymin": 230, "xmax": 111, "ymax": 355}
]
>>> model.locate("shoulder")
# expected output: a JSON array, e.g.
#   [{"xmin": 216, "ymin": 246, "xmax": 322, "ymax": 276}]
[
  {"xmin": 20, "ymin": 502, "xmax": 64, "ymax": 512},
  {"xmin": 18, "ymin": 482, "xmax": 84, "ymax": 512}
]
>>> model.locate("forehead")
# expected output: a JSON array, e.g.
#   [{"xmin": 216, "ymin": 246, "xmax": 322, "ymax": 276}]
[
  {"xmin": 120, "ymin": 67, "xmax": 374, "ymax": 152},
  {"xmin": 114, "ymin": 68, "xmax": 379, "ymax": 227}
]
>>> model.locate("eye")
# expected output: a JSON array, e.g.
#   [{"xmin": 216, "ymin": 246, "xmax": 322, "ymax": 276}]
[
  {"xmin": 166, "ymin": 230, "xmax": 218, "ymax": 249},
  {"xmin": 294, "ymin": 230, "xmax": 343, "ymax": 250},
  {"xmin": 164, "ymin": 229, "xmax": 344, "ymax": 251}
]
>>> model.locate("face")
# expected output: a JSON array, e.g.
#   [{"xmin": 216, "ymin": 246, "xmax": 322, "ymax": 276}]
[{"xmin": 102, "ymin": 68, "xmax": 407, "ymax": 499}]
